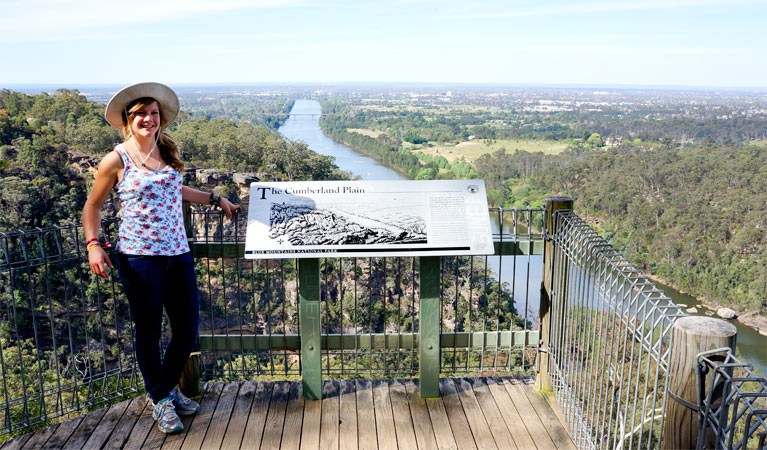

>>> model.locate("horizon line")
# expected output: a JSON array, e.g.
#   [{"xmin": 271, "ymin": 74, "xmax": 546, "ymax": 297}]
[{"xmin": 2, "ymin": 81, "xmax": 766, "ymax": 92}]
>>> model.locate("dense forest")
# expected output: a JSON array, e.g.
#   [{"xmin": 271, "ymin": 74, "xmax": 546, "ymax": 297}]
[{"xmin": 0, "ymin": 89, "xmax": 344, "ymax": 230}]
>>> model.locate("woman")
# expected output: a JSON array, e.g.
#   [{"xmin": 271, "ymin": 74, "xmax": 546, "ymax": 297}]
[{"xmin": 82, "ymin": 82, "xmax": 240, "ymax": 434}]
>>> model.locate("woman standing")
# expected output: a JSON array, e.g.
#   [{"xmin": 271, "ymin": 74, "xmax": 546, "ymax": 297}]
[{"xmin": 82, "ymin": 82, "xmax": 240, "ymax": 434}]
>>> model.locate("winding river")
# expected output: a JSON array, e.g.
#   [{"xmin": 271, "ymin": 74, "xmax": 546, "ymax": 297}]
[{"xmin": 279, "ymin": 99, "xmax": 767, "ymax": 374}]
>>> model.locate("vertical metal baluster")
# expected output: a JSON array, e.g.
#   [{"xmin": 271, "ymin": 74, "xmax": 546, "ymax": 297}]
[
  {"xmin": 339, "ymin": 258, "xmax": 345, "ymax": 377},
  {"xmin": 39, "ymin": 228, "xmax": 63, "ymax": 416},
  {"xmin": 233, "ymin": 212, "xmax": 245, "ymax": 377},
  {"xmin": 0, "ymin": 232, "xmax": 16, "ymax": 429},
  {"xmin": 281, "ymin": 260, "xmax": 289, "ymax": 376},
  {"xmin": 467, "ymin": 257, "xmax": 473, "ymax": 373},
  {"xmin": 353, "ymin": 258, "xmax": 359, "ymax": 377}
]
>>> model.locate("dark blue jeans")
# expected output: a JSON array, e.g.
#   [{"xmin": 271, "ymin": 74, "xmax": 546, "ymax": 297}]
[{"xmin": 117, "ymin": 252, "xmax": 199, "ymax": 403}]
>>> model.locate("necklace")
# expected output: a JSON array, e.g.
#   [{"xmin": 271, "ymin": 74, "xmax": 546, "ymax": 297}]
[{"xmin": 131, "ymin": 140, "xmax": 159, "ymax": 170}]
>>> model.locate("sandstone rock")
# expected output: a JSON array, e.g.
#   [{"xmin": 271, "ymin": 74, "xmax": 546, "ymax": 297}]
[
  {"xmin": 233, "ymin": 172, "xmax": 259, "ymax": 186},
  {"xmin": 686, "ymin": 307, "xmax": 698, "ymax": 314},
  {"xmin": 716, "ymin": 307, "xmax": 737, "ymax": 320}
]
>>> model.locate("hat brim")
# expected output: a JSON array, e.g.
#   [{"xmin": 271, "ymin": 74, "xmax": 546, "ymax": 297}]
[{"xmin": 104, "ymin": 82, "xmax": 179, "ymax": 130}]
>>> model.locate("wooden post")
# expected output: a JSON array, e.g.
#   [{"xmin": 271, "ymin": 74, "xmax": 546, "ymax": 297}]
[
  {"xmin": 419, "ymin": 256, "xmax": 441, "ymax": 398},
  {"xmin": 535, "ymin": 196, "xmax": 573, "ymax": 392},
  {"xmin": 180, "ymin": 201, "xmax": 202, "ymax": 398},
  {"xmin": 662, "ymin": 316, "xmax": 737, "ymax": 450},
  {"xmin": 299, "ymin": 258, "xmax": 322, "ymax": 400}
]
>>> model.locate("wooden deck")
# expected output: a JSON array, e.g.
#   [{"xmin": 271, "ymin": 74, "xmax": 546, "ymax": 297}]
[{"xmin": 2, "ymin": 377, "xmax": 575, "ymax": 450}]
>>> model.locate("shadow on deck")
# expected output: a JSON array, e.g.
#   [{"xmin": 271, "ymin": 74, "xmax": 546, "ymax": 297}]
[{"xmin": 2, "ymin": 377, "xmax": 574, "ymax": 450}]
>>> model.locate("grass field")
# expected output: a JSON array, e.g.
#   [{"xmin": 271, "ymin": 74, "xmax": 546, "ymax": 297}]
[
  {"xmin": 413, "ymin": 138, "xmax": 568, "ymax": 163},
  {"xmin": 347, "ymin": 128, "xmax": 384, "ymax": 138}
]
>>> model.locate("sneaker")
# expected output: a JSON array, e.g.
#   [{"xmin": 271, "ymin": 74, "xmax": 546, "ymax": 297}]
[
  {"xmin": 152, "ymin": 397, "xmax": 183, "ymax": 434},
  {"xmin": 170, "ymin": 386, "xmax": 200, "ymax": 416}
]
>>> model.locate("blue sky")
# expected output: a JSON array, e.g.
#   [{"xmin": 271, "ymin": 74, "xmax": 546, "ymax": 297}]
[{"xmin": 2, "ymin": 0, "xmax": 765, "ymax": 88}]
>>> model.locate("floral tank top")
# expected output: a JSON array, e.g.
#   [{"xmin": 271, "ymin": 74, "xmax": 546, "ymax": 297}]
[{"xmin": 113, "ymin": 144, "xmax": 189, "ymax": 255}]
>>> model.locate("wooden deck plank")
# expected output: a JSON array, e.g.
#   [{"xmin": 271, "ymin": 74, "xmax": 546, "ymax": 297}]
[
  {"xmin": 405, "ymin": 380, "xmax": 441, "ymax": 450},
  {"xmin": 3, "ymin": 431, "xmax": 34, "ymax": 450},
  {"xmin": 388, "ymin": 380, "xmax": 417, "ymax": 450},
  {"xmin": 320, "ymin": 381, "xmax": 340, "ymax": 450},
  {"xmin": 423, "ymin": 390, "xmax": 458, "ymax": 450},
  {"xmin": 438, "ymin": 379, "xmax": 477, "ymax": 450},
  {"xmin": 469, "ymin": 378, "xmax": 517, "ymax": 450},
  {"xmin": 372, "ymin": 379, "xmax": 397, "ymax": 450},
  {"xmin": 82, "ymin": 398, "xmax": 131, "ymax": 450},
  {"xmin": 542, "ymin": 390, "xmax": 576, "ymax": 448},
  {"xmin": 103, "ymin": 395, "xmax": 148, "ymax": 449},
  {"xmin": 172, "ymin": 381, "xmax": 224, "ymax": 450},
  {"xmin": 485, "ymin": 378, "xmax": 536, "ymax": 450},
  {"xmin": 338, "ymin": 380, "xmax": 358, "ymax": 450},
  {"xmin": 261, "ymin": 381, "xmax": 290, "ymax": 450},
  {"xmin": 502, "ymin": 378, "xmax": 556, "ymax": 449},
  {"xmin": 200, "ymin": 381, "xmax": 239, "ymax": 450},
  {"xmin": 355, "ymin": 379, "xmax": 377, "ymax": 450},
  {"xmin": 453, "ymin": 379, "xmax": 497, "ymax": 450},
  {"xmin": 19, "ymin": 423, "xmax": 58, "ymax": 449},
  {"xmin": 300, "ymin": 385, "xmax": 321, "ymax": 450},
  {"xmin": 42, "ymin": 416, "xmax": 84, "ymax": 449},
  {"xmin": 520, "ymin": 379, "xmax": 576, "ymax": 450},
  {"xmin": 61, "ymin": 405, "xmax": 108, "ymax": 450},
  {"xmin": 282, "ymin": 382, "xmax": 304, "ymax": 450},
  {"xmin": 242, "ymin": 381, "xmax": 274, "ymax": 450},
  {"xmin": 220, "ymin": 381, "xmax": 256, "ymax": 450}
]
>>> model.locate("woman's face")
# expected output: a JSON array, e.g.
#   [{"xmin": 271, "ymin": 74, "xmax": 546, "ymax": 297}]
[{"xmin": 129, "ymin": 101, "xmax": 161, "ymax": 139}]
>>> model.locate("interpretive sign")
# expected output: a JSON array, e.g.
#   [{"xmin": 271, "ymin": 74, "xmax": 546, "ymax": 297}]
[{"xmin": 244, "ymin": 180, "xmax": 493, "ymax": 259}]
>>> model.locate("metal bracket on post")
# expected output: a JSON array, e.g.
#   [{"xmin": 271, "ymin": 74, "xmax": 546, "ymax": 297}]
[
  {"xmin": 299, "ymin": 258, "xmax": 322, "ymax": 400},
  {"xmin": 419, "ymin": 255, "xmax": 440, "ymax": 398}
]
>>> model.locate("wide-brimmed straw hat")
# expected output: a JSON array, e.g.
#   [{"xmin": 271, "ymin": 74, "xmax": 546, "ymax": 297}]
[{"xmin": 104, "ymin": 82, "xmax": 180, "ymax": 130}]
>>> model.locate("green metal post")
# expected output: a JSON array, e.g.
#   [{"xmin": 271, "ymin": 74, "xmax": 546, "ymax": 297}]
[
  {"xmin": 299, "ymin": 258, "xmax": 322, "ymax": 400},
  {"xmin": 419, "ymin": 256, "xmax": 441, "ymax": 398}
]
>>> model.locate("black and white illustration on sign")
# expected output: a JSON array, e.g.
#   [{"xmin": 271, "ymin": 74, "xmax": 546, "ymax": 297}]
[
  {"xmin": 269, "ymin": 202, "xmax": 427, "ymax": 245},
  {"xmin": 245, "ymin": 180, "xmax": 493, "ymax": 259}
]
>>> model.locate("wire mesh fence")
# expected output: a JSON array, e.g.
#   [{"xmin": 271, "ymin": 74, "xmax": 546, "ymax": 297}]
[{"xmin": 547, "ymin": 210, "xmax": 687, "ymax": 449}]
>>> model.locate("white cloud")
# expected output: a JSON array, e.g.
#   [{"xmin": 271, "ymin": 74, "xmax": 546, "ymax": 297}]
[
  {"xmin": 441, "ymin": 0, "xmax": 754, "ymax": 19},
  {"xmin": 0, "ymin": 0, "xmax": 312, "ymax": 43}
]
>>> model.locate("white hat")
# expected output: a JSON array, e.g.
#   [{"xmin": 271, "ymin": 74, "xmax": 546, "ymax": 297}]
[{"xmin": 104, "ymin": 82, "xmax": 179, "ymax": 130}]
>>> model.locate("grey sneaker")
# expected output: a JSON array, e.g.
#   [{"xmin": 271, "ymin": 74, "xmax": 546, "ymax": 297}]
[
  {"xmin": 170, "ymin": 386, "xmax": 200, "ymax": 416},
  {"xmin": 152, "ymin": 397, "xmax": 183, "ymax": 434}
]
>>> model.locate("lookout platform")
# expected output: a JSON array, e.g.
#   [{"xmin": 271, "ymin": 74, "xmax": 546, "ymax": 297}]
[{"xmin": 1, "ymin": 377, "xmax": 574, "ymax": 450}]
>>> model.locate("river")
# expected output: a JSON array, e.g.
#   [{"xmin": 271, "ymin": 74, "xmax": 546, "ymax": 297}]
[{"xmin": 279, "ymin": 99, "xmax": 767, "ymax": 375}]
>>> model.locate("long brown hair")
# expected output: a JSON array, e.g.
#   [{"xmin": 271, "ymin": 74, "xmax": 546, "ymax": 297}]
[{"xmin": 121, "ymin": 97, "xmax": 184, "ymax": 171}]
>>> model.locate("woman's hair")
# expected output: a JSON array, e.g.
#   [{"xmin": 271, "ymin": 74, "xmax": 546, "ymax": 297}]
[{"xmin": 121, "ymin": 97, "xmax": 184, "ymax": 171}]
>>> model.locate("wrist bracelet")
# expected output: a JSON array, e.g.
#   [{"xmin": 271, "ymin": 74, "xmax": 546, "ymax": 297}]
[
  {"xmin": 87, "ymin": 243, "xmax": 101, "ymax": 252},
  {"xmin": 209, "ymin": 193, "xmax": 221, "ymax": 206},
  {"xmin": 85, "ymin": 238, "xmax": 99, "ymax": 247}
]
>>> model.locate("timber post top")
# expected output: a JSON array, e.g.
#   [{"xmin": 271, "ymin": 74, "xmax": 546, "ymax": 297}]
[
  {"xmin": 675, "ymin": 315, "xmax": 737, "ymax": 336},
  {"xmin": 545, "ymin": 196, "xmax": 574, "ymax": 203}
]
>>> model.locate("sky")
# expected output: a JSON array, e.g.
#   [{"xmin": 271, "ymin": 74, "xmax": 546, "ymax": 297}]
[{"xmin": 2, "ymin": 0, "xmax": 766, "ymax": 88}]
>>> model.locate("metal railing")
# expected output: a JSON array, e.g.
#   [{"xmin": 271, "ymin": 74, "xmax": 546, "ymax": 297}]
[
  {"xmin": 546, "ymin": 209, "xmax": 686, "ymax": 449},
  {"xmin": 187, "ymin": 206, "xmax": 545, "ymax": 380},
  {"xmin": 696, "ymin": 348, "xmax": 767, "ymax": 449},
  {"xmin": 0, "ymin": 206, "xmax": 545, "ymax": 437},
  {"xmin": 0, "ymin": 220, "xmax": 139, "ymax": 437}
]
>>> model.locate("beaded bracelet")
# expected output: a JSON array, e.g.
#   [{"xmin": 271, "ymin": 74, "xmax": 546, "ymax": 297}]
[{"xmin": 209, "ymin": 192, "xmax": 222, "ymax": 207}]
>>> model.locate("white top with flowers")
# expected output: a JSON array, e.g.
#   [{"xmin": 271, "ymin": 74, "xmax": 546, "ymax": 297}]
[{"xmin": 113, "ymin": 144, "xmax": 190, "ymax": 255}]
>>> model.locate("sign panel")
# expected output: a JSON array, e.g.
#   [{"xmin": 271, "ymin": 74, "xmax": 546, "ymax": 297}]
[{"xmin": 245, "ymin": 180, "xmax": 493, "ymax": 259}]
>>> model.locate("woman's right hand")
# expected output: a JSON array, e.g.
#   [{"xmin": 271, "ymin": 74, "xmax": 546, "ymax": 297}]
[{"xmin": 88, "ymin": 246, "xmax": 114, "ymax": 279}]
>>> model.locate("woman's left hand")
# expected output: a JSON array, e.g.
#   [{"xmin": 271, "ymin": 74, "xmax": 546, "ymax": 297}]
[{"xmin": 219, "ymin": 197, "xmax": 242, "ymax": 220}]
